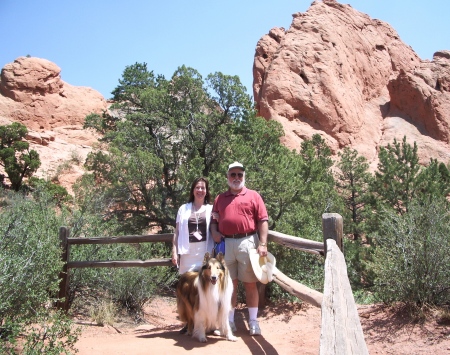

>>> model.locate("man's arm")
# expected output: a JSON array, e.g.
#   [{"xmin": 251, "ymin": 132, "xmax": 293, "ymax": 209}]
[
  {"xmin": 257, "ymin": 220, "xmax": 269, "ymax": 256},
  {"xmin": 210, "ymin": 221, "xmax": 223, "ymax": 243}
]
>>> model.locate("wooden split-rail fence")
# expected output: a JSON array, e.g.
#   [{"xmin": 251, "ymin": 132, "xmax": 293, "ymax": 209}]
[{"xmin": 57, "ymin": 213, "xmax": 368, "ymax": 354}]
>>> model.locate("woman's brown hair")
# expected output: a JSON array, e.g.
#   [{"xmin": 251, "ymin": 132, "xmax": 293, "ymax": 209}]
[{"xmin": 188, "ymin": 177, "xmax": 210, "ymax": 204}]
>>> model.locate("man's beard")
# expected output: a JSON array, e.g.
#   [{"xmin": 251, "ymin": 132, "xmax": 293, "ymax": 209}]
[{"xmin": 228, "ymin": 178, "xmax": 245, "ymax": 190}]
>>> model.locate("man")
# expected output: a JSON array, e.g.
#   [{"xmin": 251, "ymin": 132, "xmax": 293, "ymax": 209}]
[{"xmin": 210, "ymin": 161, "xmax": 269, "ymax": 336}]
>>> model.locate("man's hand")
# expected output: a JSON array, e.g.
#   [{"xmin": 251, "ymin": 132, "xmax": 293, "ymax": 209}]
[
  {"xmin": 210, "ymin": 220, "xmax": 223, "ymax": 243},
  {"xmin": 257, "ymin": 244, "xmax": 267, "ymax": 257},
  {"xmin": 212, "ymin": 231, "xmax": 223, "ymax": 243}
]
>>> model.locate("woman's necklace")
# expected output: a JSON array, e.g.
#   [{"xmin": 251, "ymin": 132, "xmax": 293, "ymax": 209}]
[
  {"xmin": 194, "ymin": 204, "xmax": 202, "ymax": 230},
  {"xmin": 192, "ymin": 203, "xmax": 203, "ymax": 240}
]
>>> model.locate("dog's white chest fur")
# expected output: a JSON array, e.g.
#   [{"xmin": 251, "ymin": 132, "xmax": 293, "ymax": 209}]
[
  {"xmin": 193, "ymin": 273, "xmax": 236, "ymax": 342},
  {"xmin": 196, "ymin": 280, "xmax": 222, "ymax": 326},
  {"xmin": 176, "ymin": 252, "xmax": 237, "ymax": 343}
]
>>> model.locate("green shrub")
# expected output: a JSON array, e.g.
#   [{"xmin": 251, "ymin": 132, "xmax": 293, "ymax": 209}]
[
  {"xmin": 0, "ymin": 188, "xmax": 79, "ymax": 354},
  {"xmin": 27, "ymin": 177, "xmax": 70, "ymax": 206},
  {"xmin": 20, "ymin": 310, "xmax": 80, "ymax": 355},
  {"xmin": 371, "ymin": 198, "xmax": 450, "ymax": 305},
  {"xmin": 69, "ymin": 241, "xmax": 177, "ymax": 320}
]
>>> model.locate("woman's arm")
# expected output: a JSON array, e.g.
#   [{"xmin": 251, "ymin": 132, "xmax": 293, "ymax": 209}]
[{"xmin": 172, "ymin": 222, "xmax": 180, "ymax": 267}]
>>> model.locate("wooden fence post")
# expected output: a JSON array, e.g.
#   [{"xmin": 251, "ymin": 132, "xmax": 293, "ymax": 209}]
[
  {"xmin": 322, "ymin": 213, "xmax": 343, "ymax": 258},
  {"xmin": 320, "ymin": 239, "xmax": 369, "ymax": 354},
  {"xmin": 57, "ymin": 226, "xmax": 70, "ymax": 312}
]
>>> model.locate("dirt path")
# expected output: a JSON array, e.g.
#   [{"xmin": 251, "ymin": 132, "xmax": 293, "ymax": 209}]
[{"xmin": 74, "ymin": 297, "xmax": 450, "ymax": 355}]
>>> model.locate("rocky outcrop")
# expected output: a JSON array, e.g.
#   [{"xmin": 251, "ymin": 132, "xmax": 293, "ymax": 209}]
[
  {"xmin": 0, "ymin": 56, "xmax": 107, "ymax": 130},
  {"xmin": 0, "ymin": 56, "xmax": 106, "ymax": 192},
  {"xmin": 253, "ymin": 0, "xmax": 450, "ymax": 168},
  {"xmin": 1, "ymin": 0, "xmax": 450, "ymax": 193},
  {"xmin": 387, "ymin": 51, "xmax": 450, "ymax": 144}
]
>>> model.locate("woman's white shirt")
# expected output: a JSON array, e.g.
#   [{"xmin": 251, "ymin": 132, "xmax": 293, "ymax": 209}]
[{"xmin": 176, "ymin": 202, "xmax": 213, "ymax": 255}]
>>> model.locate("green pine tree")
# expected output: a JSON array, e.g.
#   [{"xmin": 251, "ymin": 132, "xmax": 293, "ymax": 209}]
[
  {"xmin": 336, "ymin": 147, "xmax": 372, "ymax": 239},
  {"xmin": 372, "ymin": 136, "xmax": 421, "ymax": 214},
  {"xmin": 0, "ymin": 122, "xmax": 41, "ymax": 191}
]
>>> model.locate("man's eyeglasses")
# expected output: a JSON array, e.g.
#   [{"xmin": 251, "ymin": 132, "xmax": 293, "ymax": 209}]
[{"xmin": 229, "ymin": 172, "xmax": 244, "ymax": 178}]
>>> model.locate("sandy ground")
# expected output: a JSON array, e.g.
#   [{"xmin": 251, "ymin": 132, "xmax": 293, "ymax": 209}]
[{"xmin": 73, "ymin": 297, "xmax": 450, "ymax": 355}]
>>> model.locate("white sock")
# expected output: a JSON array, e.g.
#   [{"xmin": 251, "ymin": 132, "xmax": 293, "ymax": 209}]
[
  {"xmin": 229, "ymin": 308, "xmax": 235, "ymax": 322},
  {"xmin": 248, "ymin": 307, "xmax": 258, "ymax": 322}
]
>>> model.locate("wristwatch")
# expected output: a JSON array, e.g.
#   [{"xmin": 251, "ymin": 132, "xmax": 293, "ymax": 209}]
[{"xmin": 259, "ymin": 242, "xmax": 267, "ymax": 247}]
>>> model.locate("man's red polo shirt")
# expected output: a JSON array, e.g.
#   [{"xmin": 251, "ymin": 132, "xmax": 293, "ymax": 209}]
[{"xmin": 211, "ymin": 186, "xmax": 268, "ymax": 235}]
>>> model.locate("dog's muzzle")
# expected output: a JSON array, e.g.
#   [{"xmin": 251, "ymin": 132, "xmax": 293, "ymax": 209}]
[{"xmin": 210, "ymin": 276, "xmax": 218, "ymax": 285}]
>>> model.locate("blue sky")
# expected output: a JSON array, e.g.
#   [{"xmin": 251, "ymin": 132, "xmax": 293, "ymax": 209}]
[{"xmin": 2, "ymin": 1, "xmax": 449, "ymax": 99}]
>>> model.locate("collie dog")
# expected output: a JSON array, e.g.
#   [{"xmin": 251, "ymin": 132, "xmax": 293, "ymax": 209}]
[{"xmin": 176, "ymin": 252, "xmax": 237, "ymax": 342}]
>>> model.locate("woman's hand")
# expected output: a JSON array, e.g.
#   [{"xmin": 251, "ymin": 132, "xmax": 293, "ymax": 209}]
[{"xmin": 171, "ymin": 252, "xmax": 178, "ymax": 267}]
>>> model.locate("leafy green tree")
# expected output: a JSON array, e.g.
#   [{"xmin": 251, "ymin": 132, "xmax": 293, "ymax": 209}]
[
  {"xmin": 83, "ymin": 62, "xmax": 347, "ymax": 297},
  {"xmin": 294, "ymin": 134, "xmax": 340, "ymax": 233},
  {"xmin": 333, "ymin": 148, "xmax": 378, "ymax": 296},
  {"xmin": 336, "ymin": 147, "xmax": 372, "ymax": 239},
  {"xmin": 84, "ymin": 63, "xmax": 252, "ymax": 233},
  {"xmin": 28, "ymin": 177, "xmax": 70, "ymax": 207},
  {"xmin": 372, "ymin": 136, "xmax": 421, "ymax": 214},
  {"xmin": 0, "ymin": 122, "xmax": 41, "ymax": 191},
  {"xmin": 416, "ymin": 158, "xmax": 450, "ymax": 201}
]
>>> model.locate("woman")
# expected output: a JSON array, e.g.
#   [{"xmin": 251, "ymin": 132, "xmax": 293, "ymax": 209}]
[{"xmin": 172, "ymin": 177, "xmax": 214, "ymax": 273}]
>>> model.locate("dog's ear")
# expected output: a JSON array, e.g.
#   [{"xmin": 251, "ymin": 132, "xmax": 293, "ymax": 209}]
[
  {"xmin": 216, "ymin": 252, "xmax": 224, "ymax": 262},
  {"xmin": 203, "ymin": 252, "xmax": 210, "ymax": 263},
  {"xmin": 216, "ymin": 252, "xmax": 227, "ymax": 269}
]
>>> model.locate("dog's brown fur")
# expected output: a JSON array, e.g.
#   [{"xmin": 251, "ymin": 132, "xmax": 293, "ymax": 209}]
[
  {"xmin": 176, "ymin": 270, "xmax": 199, "ymax": 334},
  {"xmin": 176, "ymin": 252, "xmax": 236, "ymax": 342}
]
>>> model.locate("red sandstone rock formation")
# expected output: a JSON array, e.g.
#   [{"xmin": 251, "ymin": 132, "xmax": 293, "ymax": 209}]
[
  {"xmin": 0, "ymin": 56, "xmax": 107, "ymax": 130},
  {"xmin": 1, "ymin": 0, "xmax": 450, "ymax": 192},
  {"xmin": 388, "ymin": 51, "xmax": 450, "ymax": 144},
  {"xmin": 253, "ymin": 0, "xmax": 450, "ymax": 168},
  {"xmin": 0, "ymin": 56, "xmax": 107, "ymax": 192}
]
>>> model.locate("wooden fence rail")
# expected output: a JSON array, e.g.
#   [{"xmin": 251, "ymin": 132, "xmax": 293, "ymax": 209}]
[
  {"xmin": 57, "ymin": 229, "xmax": 328, "ymax": 311},
  {"xmin": 57, "ymin": 213, "xmax": 367, "ymax": 354}
]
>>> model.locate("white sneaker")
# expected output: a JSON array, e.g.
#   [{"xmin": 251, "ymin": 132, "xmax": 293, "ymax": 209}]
[{"xmin": 249, "ymin": 320, "xmax": 261, "ymax": 336}]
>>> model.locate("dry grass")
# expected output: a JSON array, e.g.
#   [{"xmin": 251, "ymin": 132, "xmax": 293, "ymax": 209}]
[{"xmin": 89, "ymin": 299, "xmax": 117, "ymax": 326}]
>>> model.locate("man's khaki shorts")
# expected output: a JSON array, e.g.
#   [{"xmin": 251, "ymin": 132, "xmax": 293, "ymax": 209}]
[{"xmin": 224, "ymin": 234, "xmax": 259, "ymax": 283}]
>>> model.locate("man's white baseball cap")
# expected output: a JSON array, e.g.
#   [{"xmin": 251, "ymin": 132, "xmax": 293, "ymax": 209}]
[{"xmin": 228, "ymin": 161, "xmax": 245, "ymax": 171}]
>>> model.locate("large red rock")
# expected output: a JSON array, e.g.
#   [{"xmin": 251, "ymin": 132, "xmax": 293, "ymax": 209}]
[
  {"xmin": 387, "ymin": 51, "xmax": 450, "ymax": 144},
  {"xmin": 0, "ymin": 56, "xmax": 107, "ymax": 130},
  {"xmin": 253, "ymin": 0, "xmax": 450, "ymax": 168},
  {"xmin": 0, "ymin": 56, "xmax": 106, "ymax": 192}
]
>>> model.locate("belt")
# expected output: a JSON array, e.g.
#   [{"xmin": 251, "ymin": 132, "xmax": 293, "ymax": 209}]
[{"xmin": 224, "ymin": 231, "xmax": 257, "ymax": 239}]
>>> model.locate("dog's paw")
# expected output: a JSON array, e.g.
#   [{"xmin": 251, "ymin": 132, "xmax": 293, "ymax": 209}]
[
  {"xmin": 227, "ymin": 334, "xmax": 238, "ymax": 342},
  {"xmin": 198, "ymin": 336, "xmax": 208, "ymax": 343}
]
